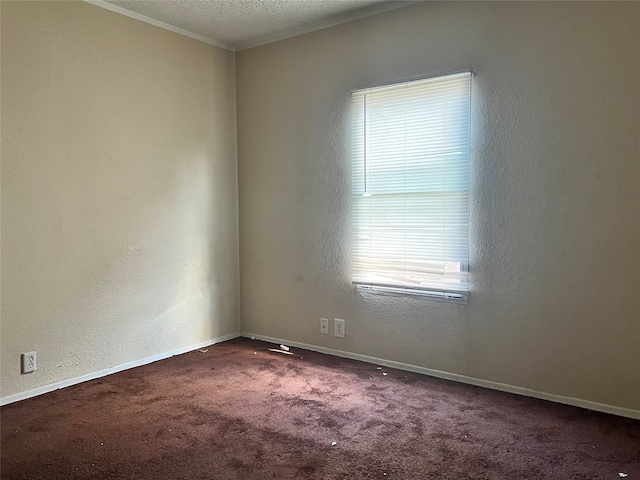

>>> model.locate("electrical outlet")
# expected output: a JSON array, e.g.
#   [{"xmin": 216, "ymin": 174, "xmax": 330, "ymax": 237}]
[
  {"xmin": 334, "ymin": 318, "xmax": 345, "ymax": 339},
  {"xmin": 320, "ymin": 318, "xmax": 329, "ymax": 335},
  {"xmin": 21, "ymin": 351, "xmax": 37, "ymax": 374}
]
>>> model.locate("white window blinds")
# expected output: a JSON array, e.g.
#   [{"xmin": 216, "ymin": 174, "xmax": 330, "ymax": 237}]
[{"xmin": 351, "ymin": 72, "xmax": 471, "ymax": 297}]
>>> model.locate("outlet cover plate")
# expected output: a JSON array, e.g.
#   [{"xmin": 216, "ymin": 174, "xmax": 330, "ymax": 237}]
[
  {"xmin": 21, "ymin": 351, "xmax": 37, "ymax": 374},
  {"xmin": 334, "ymin": 318, "xmax": 345, "ymax": 338},
  {"xmin": 320, "ymin": 318, "xmax": 329, "ymax": 335}
]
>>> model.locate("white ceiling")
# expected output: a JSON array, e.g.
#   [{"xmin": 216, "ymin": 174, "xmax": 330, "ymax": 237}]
[{"xmin": 91, "ymin": 0, "xmax": 417, "ymax": 51}]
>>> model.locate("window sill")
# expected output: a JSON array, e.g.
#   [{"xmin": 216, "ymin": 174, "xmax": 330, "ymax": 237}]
[{"xmin": 354, "ymin": 283, "xmax": 468, "ymax": 304}]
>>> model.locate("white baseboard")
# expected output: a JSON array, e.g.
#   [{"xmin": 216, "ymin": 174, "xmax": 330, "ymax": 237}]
[
  {"xmin": 5, "ymin": 330, "xmax": 637, "ymax": 421},
  {"xmin": 0, "ymin": 332, "xmax": 241, "ymax": 406},
  {"xmin": 242, "ymin": 332, "xmax": 640, "ymax": 420}
]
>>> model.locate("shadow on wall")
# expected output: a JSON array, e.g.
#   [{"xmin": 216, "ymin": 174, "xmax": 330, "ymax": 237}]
[
  {"xmin": 2, "ymin": 148, "xmax": 228, "ymax": 391},
  {"xmin": 62, "ymin": 150, "xmax": 221, "ymax": 359}
]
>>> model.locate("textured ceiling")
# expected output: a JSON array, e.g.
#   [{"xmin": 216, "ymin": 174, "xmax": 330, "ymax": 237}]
[{"xmin": 100, "ymin": 0, "xmax": 416, "ymax": 50}]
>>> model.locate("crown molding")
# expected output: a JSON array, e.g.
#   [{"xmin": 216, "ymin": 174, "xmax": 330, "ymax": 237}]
[
  {"xmin": 84, "ymin": 0, "xmax": 420, "ymax": 53},
  {"xmin": 84, "ymin": 0, "xmax": 236, "ymax": 51},
  {"xmin": 235, "ymin": 1, "xmax": 419, "ymax": 51}
]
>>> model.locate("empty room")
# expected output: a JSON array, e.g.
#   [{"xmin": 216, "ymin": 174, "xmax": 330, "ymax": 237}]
[{"xmin": 1, "ymin": 1, "xmax": 639, "ymax": 479}]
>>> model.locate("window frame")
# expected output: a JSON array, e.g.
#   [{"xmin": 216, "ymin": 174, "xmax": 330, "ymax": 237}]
[{"xmin": 350, "ymin": 70, "xmax": 473, "ymax": 303}]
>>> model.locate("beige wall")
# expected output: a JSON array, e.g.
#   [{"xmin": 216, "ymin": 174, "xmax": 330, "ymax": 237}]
[
  {"xmin": 237, "ymin": 2, "xmax": 640, "ymax": 410},
  {"xmin": 2, "ymin": 1, "xmax": 639, "ymax": 413},
  {"xmin": 1, "ymin": 2, "xmax": 239, "ymax": 398}
]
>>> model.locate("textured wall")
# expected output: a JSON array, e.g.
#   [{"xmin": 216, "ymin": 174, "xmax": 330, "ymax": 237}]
[
  {"xmin": 237, "ymin": 2, "xmax": 640, "ymax": 410},
  {"xmin": 1, "ymin": 2, "xmax": 239, "ymax": 398}
]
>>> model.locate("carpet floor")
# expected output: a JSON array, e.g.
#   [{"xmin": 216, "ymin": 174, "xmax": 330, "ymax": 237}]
[{"xmin": 1, "ymin": 337, "xmax": 639, "ymax": 479}]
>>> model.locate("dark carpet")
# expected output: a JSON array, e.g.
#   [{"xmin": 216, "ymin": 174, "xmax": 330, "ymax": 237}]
[{"xmin": 1, "ymin": 337, "xmax": 639, "ymax": 479}]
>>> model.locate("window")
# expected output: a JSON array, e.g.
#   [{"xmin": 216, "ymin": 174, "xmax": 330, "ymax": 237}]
[{"xmin": 351, "ymin": 71, "xmax": 471, "ymax": 301}]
